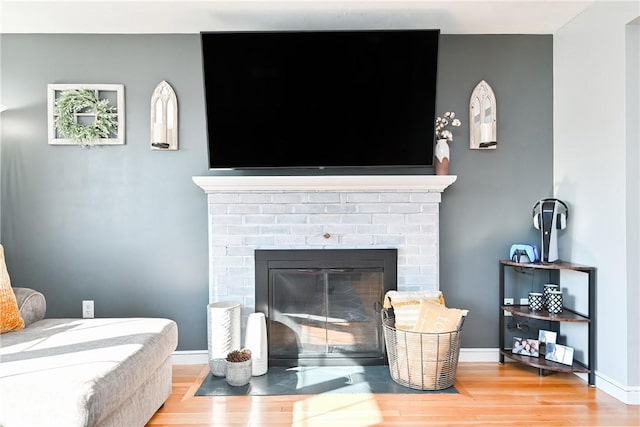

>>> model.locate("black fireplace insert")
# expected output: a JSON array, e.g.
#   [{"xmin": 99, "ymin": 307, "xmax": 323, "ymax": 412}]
[{"xmin": 255, "ymin": 248, "xmax": 397, "ymax": 366}]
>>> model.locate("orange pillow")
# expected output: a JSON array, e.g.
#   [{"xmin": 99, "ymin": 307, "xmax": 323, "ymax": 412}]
[{"xmin": 0, "ymin": 244, "xmax": 25, "ymax": 333}]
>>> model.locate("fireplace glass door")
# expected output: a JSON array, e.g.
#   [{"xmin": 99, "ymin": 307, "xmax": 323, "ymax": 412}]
[
  {"xmin": 255, "ymin": 248, "xmax": 397, "ymax": 366},
  {"xmin": 269, "ymin": 268, "xmax": 383, "ymax": 364}
]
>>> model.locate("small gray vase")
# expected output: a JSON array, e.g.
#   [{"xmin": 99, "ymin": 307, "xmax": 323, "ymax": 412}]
[
  {"xmin": 225, "ymin": 359, "xmax": 252, "ymax": 386},
  {"xmin": 209, "ymin": 358, "xmax": 227, "ymax": 377}
]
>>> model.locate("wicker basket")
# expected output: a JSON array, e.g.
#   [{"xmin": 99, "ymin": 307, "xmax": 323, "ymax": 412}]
[{"xmin": 381, "ymin": 309, "xmax": 464, "ymax": 390}]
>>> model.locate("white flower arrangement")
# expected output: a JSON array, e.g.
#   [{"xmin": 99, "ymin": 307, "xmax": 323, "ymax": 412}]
[{"xmin": 435, "ymin": 111, "xmax": 462, "ymax": 142}]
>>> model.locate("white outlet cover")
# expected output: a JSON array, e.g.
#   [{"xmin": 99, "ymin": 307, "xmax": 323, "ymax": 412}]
[{"xmin": 82, "ymin": 300, "xmax": 94, "ymax": 318}]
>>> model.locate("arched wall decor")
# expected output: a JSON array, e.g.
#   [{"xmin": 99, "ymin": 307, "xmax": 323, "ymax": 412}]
[
  {"xmin": 150, "ymin": 80, "xmax": 178, "ymax": 151},
  {"xmin": 469, "ymin": 80, "xmax": 497, "ymax": 150}
]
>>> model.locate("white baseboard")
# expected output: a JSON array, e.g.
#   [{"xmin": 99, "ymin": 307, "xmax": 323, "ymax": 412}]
[
  {"xmin": 171, "ymin": 350, "xmax": 208, "ymax": 365},
  {"xmin": 171, "ymin": 348, "xmax": 639, "ymax": 405},
  {"xmin": 458, "ymin": 347, "xmax": 501, "ymax": 362},
  {"xmin": 172, "ymin": 348, "xmax": 503, "ymax": 365},
  {"xmin": 595, "ymin": 371, "xmax": 640, "ymax": 405}
]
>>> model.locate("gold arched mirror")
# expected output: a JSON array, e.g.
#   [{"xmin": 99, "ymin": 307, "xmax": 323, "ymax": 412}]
[{"xmin": 469, "ymin": 80, "xmax": 497, "ymax": 150}]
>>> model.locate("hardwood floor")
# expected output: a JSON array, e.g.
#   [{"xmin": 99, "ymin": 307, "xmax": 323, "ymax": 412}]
[{"xmin": 147, "ymin": 363, "xmax": 639, "ymax": 427}]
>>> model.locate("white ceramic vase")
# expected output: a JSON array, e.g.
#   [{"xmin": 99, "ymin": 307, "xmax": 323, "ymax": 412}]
[
  {"xmin": 244, "ymin": 312, "xmax": 268, "ymax": 376},
  {"xmin": 434, "ymin": 139, "xmax": 450, "ymax": 175},
  {"xmin": 207, "ymin": 302, "xmax": 241, "ymax": 376}
]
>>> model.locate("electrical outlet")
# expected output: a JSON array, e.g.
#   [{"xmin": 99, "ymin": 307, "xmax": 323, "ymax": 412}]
[
  {"xmin": 520, "ymin": 297, "xmax": 529, "ymax": 306},
  {"xmin": 504, "ymin": 298, "xmax": 514, "ymax": 316},
  {"xmin": 82, "ymin": 300, "xmax": 94, "ymax": 319}
]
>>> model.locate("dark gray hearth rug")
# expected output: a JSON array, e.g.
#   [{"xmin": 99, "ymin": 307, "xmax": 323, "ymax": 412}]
[{"xmin": 195, "ymin": 365, "xmax": 457, "ymax": 396}]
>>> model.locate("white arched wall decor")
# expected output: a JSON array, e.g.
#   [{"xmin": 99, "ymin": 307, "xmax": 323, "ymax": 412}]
[
  {"xmin": 469, "ymin": 80, "xmax": 497, "ymax": 150},
  {"xmin": 150, "ymin": 80, "xmax": 178, "ymax": 150}
]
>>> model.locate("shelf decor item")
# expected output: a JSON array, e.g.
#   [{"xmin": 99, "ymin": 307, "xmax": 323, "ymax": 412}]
[
  {"xmin": 537, "ymin": 330, "xmax": 556, "ymax": 358},
  {"xmin": 543, "ymin": 283, "xmax": 560, "ymax": 309},
  {"xmin": 546, "ymin": 290, "xmax": 563, "ymax": 314},
  {"xmin": 47, "ymin": 84, "xmax": 125, "ymax": 146},
  {"xmin": 434, "ymin": 111, "xmax": 461, "ymax": 175},
  {"xmin": 207, "ymin": 302, "xmax": 241, "ymax": 377},
  {"xmin": 545, "ymin": 343, "xmax": 574, "ymax": 365},
  {"xmin": 225, "ymin": 349, "xmax": 252, "ymax": 387},
  {"xmin": 528, "ymin": 292, "xmax": 544, "ymax": 311},
  {"xmin": 512, "ymin": 337, "xmax": 540, "ymax": 357}
]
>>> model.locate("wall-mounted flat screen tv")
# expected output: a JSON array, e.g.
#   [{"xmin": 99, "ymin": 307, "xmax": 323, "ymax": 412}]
[{"xmin": 201, "ymin": 29, "xmax": 440, "ymax": 170}]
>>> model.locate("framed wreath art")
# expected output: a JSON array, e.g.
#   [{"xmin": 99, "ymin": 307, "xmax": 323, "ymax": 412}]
[{"xmin": 47, "ymin": 84, "xmax": 125, "ymax": 146}]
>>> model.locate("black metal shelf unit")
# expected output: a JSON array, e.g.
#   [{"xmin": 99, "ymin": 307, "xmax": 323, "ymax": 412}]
[{"xmin": 498, "ymin": 260, "xmax": 597, "ymax": 386}]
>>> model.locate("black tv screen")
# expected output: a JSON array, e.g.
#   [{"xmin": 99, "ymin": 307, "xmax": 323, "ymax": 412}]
[{"xmin": 201, "ymin": 29, "xmax": 439, "ymax": 170}]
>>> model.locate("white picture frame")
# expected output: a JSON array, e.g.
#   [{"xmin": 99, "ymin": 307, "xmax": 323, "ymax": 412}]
[
  {"xmin": 538, "ymin": 330, "xmax": 557, "ymax": 345},
  {"xmin": 545, "ymin": 343, "xmax": 574, "ymax": 366},
  {"xmin": 538, "ymin": 329, "xmax": 557, "ymax": 355},
  {"xmin": 47, "ymin": 83, "xmax": 125, "ymax": 145}
]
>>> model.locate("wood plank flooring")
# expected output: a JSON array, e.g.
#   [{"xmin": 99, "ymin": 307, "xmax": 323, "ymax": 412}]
[{"xmin": 147, "ymin": 363, "xmax": 639, "ymax": 426}]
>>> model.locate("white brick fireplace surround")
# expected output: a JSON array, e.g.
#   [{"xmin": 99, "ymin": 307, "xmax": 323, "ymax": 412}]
[{"xmin": 193, "ymin": 175, "xmax": 457, "ymax": 325}]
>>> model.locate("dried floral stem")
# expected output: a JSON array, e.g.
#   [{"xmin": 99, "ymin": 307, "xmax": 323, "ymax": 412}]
[{"xmin": 435, "ymin": 111, "xmax": 462, "ymax": 142}]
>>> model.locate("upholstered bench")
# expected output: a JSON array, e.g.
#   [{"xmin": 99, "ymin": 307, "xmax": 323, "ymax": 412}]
[{"xmin": 0, "ymin": 287, "xmax": 178, "ymax": 427}]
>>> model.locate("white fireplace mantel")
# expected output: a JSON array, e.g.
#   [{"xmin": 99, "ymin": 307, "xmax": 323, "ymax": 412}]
[{"xmin": 193, "ymin": 175, "xmax": 457, "ymax": 193}]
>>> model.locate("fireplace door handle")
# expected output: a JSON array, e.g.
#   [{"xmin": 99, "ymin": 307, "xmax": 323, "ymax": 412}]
[
  {"xmin": 328, "ymin": 268, "xmax": 353, "ymax": 272},
  {"xmin": 296, "ymin": 268, "xmax": 321, "ymax": 272}
]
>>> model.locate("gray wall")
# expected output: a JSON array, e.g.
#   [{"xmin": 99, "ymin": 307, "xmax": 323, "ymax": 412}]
[
  {"xmin": 437, "ymin": 35, "xmax": 553, "ymax": 347},
  {"xmin": 1, "ymin": 35, "xmax": 210, "ymax": 350},
  {"xmin": 1, "ymin": 34, "xmax": 552, "ymax": 351}
]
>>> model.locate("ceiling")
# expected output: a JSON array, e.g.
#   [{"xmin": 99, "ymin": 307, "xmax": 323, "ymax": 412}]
[{"xmin": 0, "ymin": 0, "xmax": 595, "ymax": 34}]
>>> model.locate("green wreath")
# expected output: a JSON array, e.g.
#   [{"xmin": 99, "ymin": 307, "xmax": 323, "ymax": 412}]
[{"xmin": 55, "ymin": 89, "xmax": 118, "ymax": 146}]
